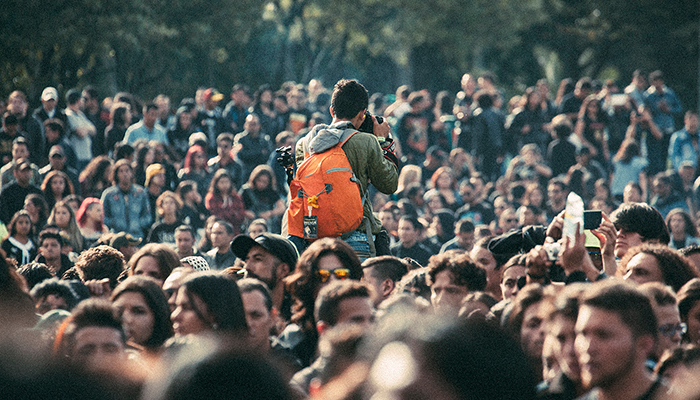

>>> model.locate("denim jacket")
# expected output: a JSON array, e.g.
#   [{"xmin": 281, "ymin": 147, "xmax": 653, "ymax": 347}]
[
  {"xmin": 101, "ymin": 184, "xmax": 152, "ymax": 239},
  {"xmin": 668, "ymin": 128, "xmax": 699, "ymax": 170},
  {"xmin": 645, "ymin": 85, "xmax": 682, "ymax": 133}
]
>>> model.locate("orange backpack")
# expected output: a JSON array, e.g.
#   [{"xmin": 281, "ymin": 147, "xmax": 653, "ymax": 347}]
[{"xmin": 287, "ymin": 131, "xmax": 364, "ymax": 240}]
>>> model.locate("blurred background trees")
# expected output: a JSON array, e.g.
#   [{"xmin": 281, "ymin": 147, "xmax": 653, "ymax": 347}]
[{"xmin": 0, "ymin": 0, "xmax": 697, "ymax": 110}]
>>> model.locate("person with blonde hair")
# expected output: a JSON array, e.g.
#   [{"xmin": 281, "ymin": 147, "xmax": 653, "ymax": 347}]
[
  {"xmin": 394, "ymin": 164, "xmax": 422, "ymax": 199},
  {"xmin": 48, "ymin": 200, "xmax": 84, "ymax": 252}
]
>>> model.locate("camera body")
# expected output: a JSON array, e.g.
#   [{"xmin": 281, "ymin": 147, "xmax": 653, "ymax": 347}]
[
  {"xmin": 543, "ymin": 242, "xmax": 561, "ymax": 261},
  {"xmin": 545, "ymin": 210, "xmax": 602, "ymax": 261},
  {"xmin": 358, "ymin": 111, "xmax": 384, "ymax": 134}
]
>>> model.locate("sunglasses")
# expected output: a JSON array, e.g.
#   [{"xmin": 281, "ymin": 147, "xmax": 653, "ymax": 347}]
[
  {"xmin": 658, "ymin": 323, "xmax": 687, "ymax": 338},
  {"xmin": 317, "ymin": 268, "xmax": 351, "ymax": 283}
]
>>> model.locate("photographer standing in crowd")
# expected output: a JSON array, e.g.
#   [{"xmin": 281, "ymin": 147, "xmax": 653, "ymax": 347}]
[{"xmin": 291, "ymin": 79, "xmax": 399, "ymax": 259}]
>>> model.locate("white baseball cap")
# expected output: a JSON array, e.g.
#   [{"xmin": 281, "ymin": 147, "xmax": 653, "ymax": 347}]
[{"xmin": 41, "ymin": 87, "xmax": 59, "ymax": 102}]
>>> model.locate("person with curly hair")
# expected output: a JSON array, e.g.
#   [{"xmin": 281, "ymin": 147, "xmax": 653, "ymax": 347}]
[
  {"xmin": 78, "ymin": 155, "xmax": 113, "ymax": 200},
  {"xmin": 666, "ymin": 208, "xmax": 700, "ymax": 250},
  {"xmin": 30, "ymin": 277, "xmax": 80, "ymax": 315},
  {"xmin": 280, "ymin": 237, "xmax": 361, "ymax": 367},
  {"xmin": 427, "ymin": 250, "xmax": 487, "ymax": 314},
  {"xmin": 71, "ymin": 245, "xmax": 126, "ymax": 297},
  {"xmin": 621, "ymin": 243, "xmax": 699, "ymax": 292}
]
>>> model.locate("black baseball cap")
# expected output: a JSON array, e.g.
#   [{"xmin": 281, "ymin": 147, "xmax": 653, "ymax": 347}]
[
  {"xmin": 231, "ymin": 233, "xmax": 299, "ymax": 269},
  {"xmin": 110, "ymin": 232, "xmax": 142, "ymax": 249}
]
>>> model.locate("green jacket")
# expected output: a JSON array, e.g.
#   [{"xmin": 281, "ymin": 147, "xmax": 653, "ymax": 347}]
[{"xmin": 295, "ymin": 122, "xmax": 398, "ymax": 234}]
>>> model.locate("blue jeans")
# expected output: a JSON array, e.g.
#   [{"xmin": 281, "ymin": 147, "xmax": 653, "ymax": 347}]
[
  {"xmin": 288, "ymin": 232, "xmax": 374, "ymax": 262},
  {"xmin": 344, "ymin": 231, "xmax": 372, "ymax": 262}
]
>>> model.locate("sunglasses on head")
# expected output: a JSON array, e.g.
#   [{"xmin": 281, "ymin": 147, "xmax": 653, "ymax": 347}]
[{"xmin": 317, "ymin": 268, "xmax": 351, "ymax": 283}]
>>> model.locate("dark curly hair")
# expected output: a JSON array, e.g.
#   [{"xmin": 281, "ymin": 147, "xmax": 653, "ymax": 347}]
[
  {"xmin": 620, "ymin": 243, "xmax": 698, "ymax": 292},
  {"xmin": 283, "ymin": 237, "xmax": 362, "ymax": 365},
  {"xmin": 30, "ymin": 277, "xmax": 80, "ymax": 310},
  {"xmin": 74, "ymin": 245, "xmax": 125, "ymax": 289},
  {"xmin": 427, "ymin": 251, "xmax": 487, "ymax": 292},
  {"xmin": 79, "ymin": 155, "xmax": 113, "ymax": 190}
]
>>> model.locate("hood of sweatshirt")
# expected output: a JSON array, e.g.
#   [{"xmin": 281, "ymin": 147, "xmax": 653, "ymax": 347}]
[{"xmin": 305, "ymin": 121, "xmax": 355, "ymax": 155}]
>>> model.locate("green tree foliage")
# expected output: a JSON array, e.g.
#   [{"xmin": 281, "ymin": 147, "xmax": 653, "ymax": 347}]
[
  {"xmin": 0, "ymin": 0, "xmax": 264, "ymax": 101},
  {"xmin": 516, "ymin": 0, "xmax": 699, "ymax": 109},
  {"xmin": 0, "ymin": 0, "xmax": 697, "ymax": 111}
]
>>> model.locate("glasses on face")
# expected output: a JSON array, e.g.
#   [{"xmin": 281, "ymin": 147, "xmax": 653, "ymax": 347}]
[
  {"xmin": 658, "ymin": 323, "xmax": 687, "ymax": 338},
  {"xmin": 317, "ymin": 268, "xmax": 351, "ymax": 283}
]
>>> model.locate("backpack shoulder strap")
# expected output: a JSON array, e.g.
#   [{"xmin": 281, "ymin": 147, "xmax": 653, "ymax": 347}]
[{"xmin": 339, "ymin": 129, "xmax": 358, "ymax": 147}]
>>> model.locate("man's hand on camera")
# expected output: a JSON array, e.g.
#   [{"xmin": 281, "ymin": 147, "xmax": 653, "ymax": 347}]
[
  {"xmin": 526, "ymin": 245, "xmax": 550, "ymax": 283},
  {"xmin": 373, "ymin": 116, "xmax": 390, "ymax": 138}
]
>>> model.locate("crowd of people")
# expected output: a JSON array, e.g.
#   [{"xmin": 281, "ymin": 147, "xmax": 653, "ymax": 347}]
[{"xmin": 1, "ymin": 68, "xmax": 700, "ymax": 399}]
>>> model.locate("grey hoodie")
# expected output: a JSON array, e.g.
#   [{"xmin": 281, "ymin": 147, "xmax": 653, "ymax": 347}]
[{"xmin": 302, "ymin": 122, "xmax": 356, "ymax": 157}]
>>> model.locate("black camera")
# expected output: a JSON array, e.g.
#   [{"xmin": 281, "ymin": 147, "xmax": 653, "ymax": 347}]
[{"xmin": 358, "ymin": 111, "xmax": 384, "ymax": 134}]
